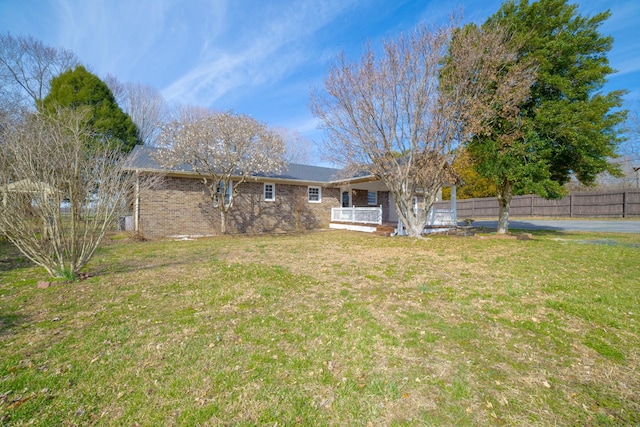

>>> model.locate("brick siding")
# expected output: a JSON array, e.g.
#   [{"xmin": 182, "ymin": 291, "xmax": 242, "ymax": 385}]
[{"xmin": 139, "ymin": 175, "xmax": 340, "ymax": 239}]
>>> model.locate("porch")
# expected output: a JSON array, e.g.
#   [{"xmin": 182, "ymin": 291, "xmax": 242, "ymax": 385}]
[{"xmin": 329, "ymin": 206, "xmax": 457, "ymax": 235}]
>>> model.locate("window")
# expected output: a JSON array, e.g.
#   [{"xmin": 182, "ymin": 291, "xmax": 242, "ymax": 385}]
[
  {"xmin": 308, "ymin": 186, "xmax": 321, "ymax": 203},
  {"xmin": 214, "ymin": 181, "xmax": 232, "ymax": 206},
  {"xmin": 367, "ymin": 191, "xmax": 377, "ymax": 205},
  {"xmin": 264, "ymin": 183, "xmax": 275, "ymax": 201}
]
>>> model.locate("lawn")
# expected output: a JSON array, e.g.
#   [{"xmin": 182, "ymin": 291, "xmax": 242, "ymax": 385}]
[{"xmin": 0, "ymin": 229, "xmax": 638, "ymax": 426}]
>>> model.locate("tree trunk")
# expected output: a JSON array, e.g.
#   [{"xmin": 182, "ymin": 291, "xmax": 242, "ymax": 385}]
[
  {"xmin": 496, "ymin": 182, "xmax": 513, "ymax": 234},
  {"xmin": 395, "ymin": 199, "xmax": 426, "ymax": 238},
  {"xmin": 405, "ymin": 220, "xmax": 424, "ymax": 237},
  {"xmin": 220, "ymin": 210, "xmax": 227, "ymax": 234}
]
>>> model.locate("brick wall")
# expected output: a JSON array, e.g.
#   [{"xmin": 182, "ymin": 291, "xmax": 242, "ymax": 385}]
[
  {"xmin": 139, "ymin": 175, "xmax": 340, "ymax": 238},
  {"xmin": 351, "ymin": 189, "xmax": 369, "ymax": 207}
]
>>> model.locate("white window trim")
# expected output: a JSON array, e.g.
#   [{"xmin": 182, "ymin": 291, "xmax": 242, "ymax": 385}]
[
  {"xmin": 367, "ymin": 191, "xmax": 377, "ymax": 206},
  {"xmin": 308, "ymin": 186, "xmax": 322, "ymax": 203},
  {"xmin": 264, "ymin": 183, "xmax": 275, "ymax": 201},
  {"xmin": 342, "ymin": 190, "xmax": 351, "ymax": 208},
  {"xmin": 214, "ymin": 181, "xmax": 232, "ymax": 207}
]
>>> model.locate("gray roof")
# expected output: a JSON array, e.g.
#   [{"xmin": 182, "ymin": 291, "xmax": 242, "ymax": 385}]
[{"xmin": 125, "ymin": 145, "xmax": 343, "ymax": 184}]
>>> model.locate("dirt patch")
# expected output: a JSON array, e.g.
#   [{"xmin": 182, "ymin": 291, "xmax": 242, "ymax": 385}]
[{"xmin": 476, "ymin": 233, "xmax": 534, "ymax": 240}]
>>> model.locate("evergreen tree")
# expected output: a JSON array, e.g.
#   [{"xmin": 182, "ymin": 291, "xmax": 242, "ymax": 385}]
[
  {"xmin": 43, "ymin": 65, "xmax": 140, "ymax": 153},
  {"xmin": 468, "ymin": 0, "xmax": 627, "ymax": 233}
]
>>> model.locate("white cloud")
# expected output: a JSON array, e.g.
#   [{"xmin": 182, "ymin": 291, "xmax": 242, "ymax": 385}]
[{"xmin": 161, "ymin": 0, "xmax": 356, "ymax": 108}]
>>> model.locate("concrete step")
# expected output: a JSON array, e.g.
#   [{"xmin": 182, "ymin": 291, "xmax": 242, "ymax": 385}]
[{"xmin": 374, "ymin": 225, "xmax": 396, "ymax": 236}]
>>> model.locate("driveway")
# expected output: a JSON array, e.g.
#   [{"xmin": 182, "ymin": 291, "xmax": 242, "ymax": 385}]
[{"xmin": 469, "ymin": 219, "xmax": 640, "ymax": 234}]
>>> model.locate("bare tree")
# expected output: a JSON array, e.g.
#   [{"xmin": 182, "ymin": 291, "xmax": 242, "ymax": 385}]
[
  {"xmin": 311, "ymin": 20, "xmax": 534, "ymax": 237},
  {"xmin": 273, "ymin": 127, "xmax": 312, "ymax": 164},
  {"xmin": 0, "ymin": 108, "xmax": 134, "ymax": 279},
  {"xmin": 0, "ymin": 32, "xmax": 79, "ymax": 113},
  {"xmin": 155, "ymin": 109, "xmax": 286, "ymax": 234},
  {"xmin": 621, "ymin": 101, "xmax": 640, "ymax": 158},
  {"xmin": 104, "ymin": 75, "xmax": 168, "ymax": 146},
  {"xmin": 607, "ymin": 105, "xmax": 640, "ymax": 189}
]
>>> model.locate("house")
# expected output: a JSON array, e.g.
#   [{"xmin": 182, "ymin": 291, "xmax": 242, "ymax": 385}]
[{"xmin": 124, "ymin": 145, "xmax": 457, "ymax": 239}]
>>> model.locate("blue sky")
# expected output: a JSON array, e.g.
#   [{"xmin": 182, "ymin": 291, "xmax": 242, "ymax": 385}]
[{"xmin": 1, "ymin": 0, "xmax": 639, "ymax": 158}]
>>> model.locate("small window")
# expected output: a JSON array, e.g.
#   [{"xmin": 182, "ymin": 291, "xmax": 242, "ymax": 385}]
[
  {"xmin": 367, "ymin": 191, "xmax": 377, "ymax": 205},
  {"xmin": 308, "ymin": 186, "xmax": 321, "ymax": 203},
  {"xmin": 214, "ymin": 181, "xmax": 232, "ymax": 206},
  {"xmin": 264, "ymin": 183, "xmax": 275, "ymax": 201}
]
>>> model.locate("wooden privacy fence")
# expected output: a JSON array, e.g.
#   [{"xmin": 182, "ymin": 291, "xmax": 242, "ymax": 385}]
[{"xmin": 433, "ymin": 189, "xmax": 640, "ymax": 218}]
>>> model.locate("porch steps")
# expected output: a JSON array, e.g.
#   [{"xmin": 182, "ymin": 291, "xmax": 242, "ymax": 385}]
[{"xmin": 374, "ymin": 223, "xmax": 397, "ymax": 236}]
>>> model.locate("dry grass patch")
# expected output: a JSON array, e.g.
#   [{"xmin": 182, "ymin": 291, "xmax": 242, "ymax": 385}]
[{"xmin": 1, "ymin": 229, "xmax": 638, "ymax": 426}]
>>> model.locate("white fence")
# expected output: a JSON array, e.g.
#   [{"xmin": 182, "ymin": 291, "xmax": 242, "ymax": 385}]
[
  {"xmin": 428, "ymin": 209, "xmax": 456, "ymax": 226},
  {"xmin": 394, "ymin": 208, "xmax": 457, "ymax": 236},
  {"xmin": 413, "ymin": 208, "xmax": 457, "ymax": 226},
  {"xmin": 331, "ymin": 206, "xmax": 383, "ymax": 225}
]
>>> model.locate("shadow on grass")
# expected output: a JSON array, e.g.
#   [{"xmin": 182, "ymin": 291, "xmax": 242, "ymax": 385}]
[
  {"xmin": 89, "ymin": 243, "xmax": 215, "ymax": 277},
  {"xmin": 90, "ymin": 258, "xmax": 204, "ymax": 277},
  {"xmin": 512, "ymin": 228, "xmax": 581, "ymax": 238},
  {"xmin": 1, "ymin": 238, "xmax": 209, "ymax": 280},
  {"xmin": 472, "ymin": 224, "xmax": 598, "ymax": 239},
  {"xmin": 0, "ymin": 313, "xmax": 28, "ymax": 337},
  {"xmin": 0, "ymin": 240, "xmax": 33, "ymax": 273},
  {"xmin": 472, "ymin": 226, "xmax": 578, "ymax": 238}
]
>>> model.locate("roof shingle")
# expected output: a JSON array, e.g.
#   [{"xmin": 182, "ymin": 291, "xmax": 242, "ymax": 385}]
[{"xmin": 125, "ymin": 145, "xmax": 342, "ymax": 184}]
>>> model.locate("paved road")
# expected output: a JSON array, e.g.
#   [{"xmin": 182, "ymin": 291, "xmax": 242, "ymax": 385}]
[{"xmin": 469, "ymin": 219, "xmax": 640, "ymax": 233}]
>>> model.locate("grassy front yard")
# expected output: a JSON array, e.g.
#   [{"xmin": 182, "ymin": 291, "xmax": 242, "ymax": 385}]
[{"xmin": 1, "ymin": 229, "xmax": 638, "ymax": 426}]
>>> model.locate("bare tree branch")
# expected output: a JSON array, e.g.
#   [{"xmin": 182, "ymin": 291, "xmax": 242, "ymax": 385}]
[
  {"xmin": 0, "ymin": 32, "xmax": 79, "ymax": 112},
  {"xmin": 311, "ymin": 19, "xmax": 534, "ymax": 236},
  {"xmin": 0, "ymin": 108, "xmax": 134, "ymax": 278},
  {"xmin": 104, "ymin": 74, "xmax": 169, "ymax": 146},
  {"xmin": 273, "ymin": 127, "xmax": 313, "ymax": 164},
  {"xmin": 154, "ymin": 109, "xmax": 286, "ymax": 234}
]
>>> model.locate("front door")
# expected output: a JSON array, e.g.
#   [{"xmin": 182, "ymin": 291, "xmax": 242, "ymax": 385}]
[
  {"xmin": 388, "ymin": 193, "xmax": 398, "ymax": 222},
  {"xmin": 342, "ymin": 191, "xmax": 350, "ymax": 208}
]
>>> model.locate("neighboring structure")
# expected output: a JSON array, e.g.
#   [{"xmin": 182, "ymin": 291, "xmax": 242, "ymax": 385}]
[
  {"xmin": 125, "ymin": 146, "xmax": 456, "ymax": 238},
  {"xmin": 1, "ymin": 179, "xmax": 60, "ymax": 210}
]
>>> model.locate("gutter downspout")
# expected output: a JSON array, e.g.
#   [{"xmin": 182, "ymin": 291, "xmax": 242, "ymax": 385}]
[{"xmin": 134, "ymin": 171, "xmax": 140, "ymax": 233}]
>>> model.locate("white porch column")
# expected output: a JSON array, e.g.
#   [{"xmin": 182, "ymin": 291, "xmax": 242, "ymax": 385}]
[
  {"xmin": 134, "ymin": 171, "xmax": 140, "ymax": 233},
  {"xmin": 451, "ymin": 185, "xmax": 457, "ymax": 224}
]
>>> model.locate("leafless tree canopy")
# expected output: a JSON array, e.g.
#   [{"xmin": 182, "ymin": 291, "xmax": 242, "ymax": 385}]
[
  {"xmin": 621, "ymin": 101, "xmax": 640, "ymax": 158},
  {"xmin": 273, "ymin": 127, "xmax": 313, "ymax": 164},
  {"xmin": 311, "ymin": 19, "xmax": 535, "ymax": 236},
  {"xmin": 155, "ymin": 109, "xmax": 287, "ymax": 234},
  {"xmin": 104, "ymin": 75, "xmax": 169, "ymax": 146},
  {"xmin": 0, "ymin": 32, "xmax": 79, "ymax": 113},
  {"xmin": 0, "ymin": 108, "xmax": 134, "ymax": 278},
  {"xmin": 442, "ymin": 24, "xmax": 536, "ymax": 142}
]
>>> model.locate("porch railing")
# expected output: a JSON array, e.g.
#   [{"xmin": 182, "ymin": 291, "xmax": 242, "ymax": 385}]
[
  {"xmin": 395, "ymin": 208, "xmax": 457, "ymax": 236},
  {"xmin": 428, "ymin": 208, "xmax": 456, "ymax": 226},
  {"xmin": 331, "ymin": 206, "xmax": 383, "ymax": 225}
]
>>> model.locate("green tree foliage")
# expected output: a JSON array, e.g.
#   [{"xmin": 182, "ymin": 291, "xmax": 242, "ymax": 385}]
[
  {"xmin": 42, "ymin": 65, "xmax": 140, "ymax": 153},
  {"xmin": 465, "ymin": 0, "xmax": 627, "ymax": 233}
]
